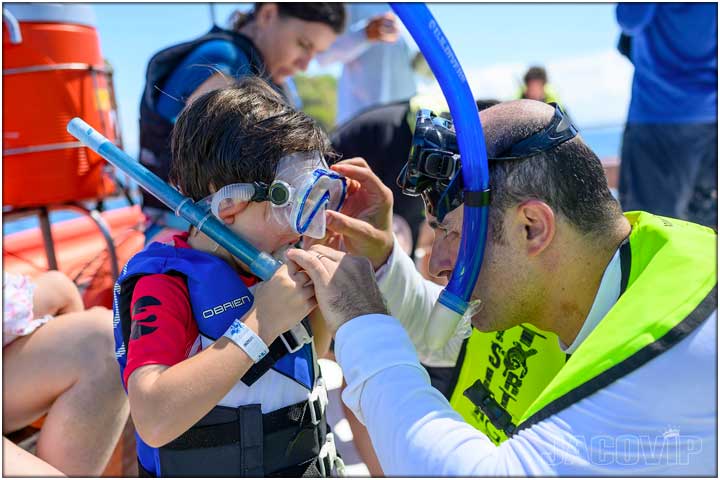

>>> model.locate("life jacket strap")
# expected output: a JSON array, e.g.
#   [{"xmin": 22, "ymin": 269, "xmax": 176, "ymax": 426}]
[
  {"xmin": 241, "ymin": 320, "xmax": 313, "ymax": 386},
  {"xmin": 463, "ymin": 379, "xmax": 517, "ymax": 437}
]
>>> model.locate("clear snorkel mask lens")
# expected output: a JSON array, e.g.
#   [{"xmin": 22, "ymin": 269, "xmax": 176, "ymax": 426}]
[
  {"xmin": 270, "ymin": 151, "xmax": 347, "ymax": 239},
  {"xmin": 200, "ymin": 151, "xmax": 346, "ymax": 240}
]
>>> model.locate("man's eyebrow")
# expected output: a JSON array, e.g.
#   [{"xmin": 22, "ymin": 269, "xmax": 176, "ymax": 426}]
[{"xmin": 428, "ymin": 220, "xmax": 441, "ymax": 230}]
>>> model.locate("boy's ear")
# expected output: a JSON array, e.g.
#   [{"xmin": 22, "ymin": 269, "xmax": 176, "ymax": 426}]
[{"xmin": 218, "ymin": 200, "xmax": 249, "ymax": 225}]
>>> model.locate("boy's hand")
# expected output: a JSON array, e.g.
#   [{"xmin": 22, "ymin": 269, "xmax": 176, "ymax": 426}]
[{"xmin": 251, "ymin": 263, "xmax": 316, "ymax": 343}]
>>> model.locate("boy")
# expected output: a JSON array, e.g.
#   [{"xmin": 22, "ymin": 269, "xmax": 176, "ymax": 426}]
[{"xmin": 113, "ymin": 77, "xmax": 344, "ymax": 477}]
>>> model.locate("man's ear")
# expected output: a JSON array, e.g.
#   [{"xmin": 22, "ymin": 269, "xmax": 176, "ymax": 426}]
[
  {"xmin": 516, "ymin": 200, "xmax": 555, "ymax": 257},
  {"xmin": 255, "ymin": 3, "xmax": 278, "ymax": 27}
]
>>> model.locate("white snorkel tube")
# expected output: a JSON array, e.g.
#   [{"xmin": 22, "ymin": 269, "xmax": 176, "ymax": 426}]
[{"xmin": 391, "ymin": 4, "xmax": 491, "ymax": 350}]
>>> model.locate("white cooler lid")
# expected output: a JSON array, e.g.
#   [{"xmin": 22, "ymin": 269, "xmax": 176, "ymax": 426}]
[{"xmin": 4, "ymin": 3, "xmax": 96, "ymax": 28}]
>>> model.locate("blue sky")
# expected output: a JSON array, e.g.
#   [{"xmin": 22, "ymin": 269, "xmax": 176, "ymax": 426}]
[{"xmin": 91, "ymin": 3, "xmax": 629, "ymax": 158}]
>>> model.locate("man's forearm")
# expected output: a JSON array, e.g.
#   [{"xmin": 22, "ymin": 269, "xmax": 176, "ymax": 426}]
[
  {"xmin": 336, "ymin": 314, "xmax": 516, "ymax": 475},
  {"xmin": 376, "ymin": 239, "xmax": 441, "ymax": 331}
]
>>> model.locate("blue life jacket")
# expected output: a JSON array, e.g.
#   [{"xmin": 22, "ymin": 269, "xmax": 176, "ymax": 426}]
[{"xmin": 112, "ymin": 241, "xmax": 316, "ymax": 475}]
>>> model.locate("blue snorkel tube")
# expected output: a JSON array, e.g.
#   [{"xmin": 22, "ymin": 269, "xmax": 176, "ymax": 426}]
[
  {"xmin": 66, "ymin": 118, "xmax": 281, "ymax": 281},
  {"xmin": 391, "ymin": 4, "xmax": 490, "ymax": 349}
]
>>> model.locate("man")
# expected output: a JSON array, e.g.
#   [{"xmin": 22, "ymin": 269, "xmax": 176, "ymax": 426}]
[
  {"xmin": 316, "ymin": 4, "xmax": 416, "ymax": 125},
  {"xmin": 616, "ymin": 3, "xmax": 717, "ymax": 227},
  {"xmin": 286, "ymin": 100, "xmax": 717, "ymax": 475},
  {"xmin": 518, "ymin": 66, "xmax": 562, "ymax": 107},
  {"xmin": 333, "ymin": 96, "xmax": 568, "ymax": 445}
]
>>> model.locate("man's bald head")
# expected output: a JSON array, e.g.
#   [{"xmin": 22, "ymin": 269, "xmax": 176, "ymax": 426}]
[
  {"xmin": 480, "ymin": 100, "xmax": 557, "ymax": 158},
  {"xmin": 475, "ymin": 100, "xmax": 622, "ymax": 243}
]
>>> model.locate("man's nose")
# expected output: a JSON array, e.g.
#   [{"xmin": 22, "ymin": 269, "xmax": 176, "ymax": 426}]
[{"xmin": 428, "ymin": 240, "xmax": 453, "ymax": 278}]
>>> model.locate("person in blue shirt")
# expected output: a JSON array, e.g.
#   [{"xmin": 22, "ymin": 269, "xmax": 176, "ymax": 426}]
[
  {"xmin": 138, "ymin": 3, "xmax": 345, "ymax": 239},
  {"xmin": 616, "ymin": 3, "xmax": 717, "ymax": 227}
]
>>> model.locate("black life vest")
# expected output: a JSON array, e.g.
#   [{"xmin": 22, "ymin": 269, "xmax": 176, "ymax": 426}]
[{"xmin": 137, "ymin": 27, "xmax": 276, "ymax": 210}]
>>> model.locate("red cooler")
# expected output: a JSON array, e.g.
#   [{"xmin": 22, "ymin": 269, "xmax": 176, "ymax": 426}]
[{"xmin": 2, "ymin": 4, "xmax": 121, "ymax": 208}]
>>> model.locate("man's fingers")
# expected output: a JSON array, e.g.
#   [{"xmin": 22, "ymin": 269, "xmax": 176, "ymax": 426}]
[
  {"xmin": 294, "ymin": 271, "xmax": 312, "ymax": 287},
  {"xmin": 285, "ymin": 257, "xmax": 299, "ymax": 276},
  {"xmin": 307, "ymin": 244, "xmax": 345, "ymax": 261},
  {"xmin": 331, "ymin": 163, "xmax": 382, "ymax": 187},
  {"xmin": 286, "ymin": 249, "xmax": 331, "ymax": 286},
  {"xmin": 331, "ymin": 157, "xmax": 370, "ymax": 170},
  {"xmin": 345, "ymin": 177, "xmax": 362, "ymax": 196},
  {"xmin": 326, "ymin": 233, "xmax": 346, "ymax": 251},
  {"xmin": 326, "ymin": 210, "xmax": 376, "ymax": 240},
  {"xmin": 333, "ymin": 163, "xmax": 392, "ymax": 202}
]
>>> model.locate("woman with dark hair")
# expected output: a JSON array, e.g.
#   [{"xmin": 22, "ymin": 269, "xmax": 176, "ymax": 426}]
[{"xmin": 139, "ymin": 3, "xmax": 345, "ymax": 239}]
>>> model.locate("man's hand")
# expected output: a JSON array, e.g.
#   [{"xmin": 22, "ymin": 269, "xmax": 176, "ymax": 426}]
[
  {"xmin": 286, "ymin": 245, "xmax": 388, "ymax": 333},
  {"xmin": 328, "ymin": 158, "xmax": 395, "ymax": 270},
  {"xmin": 365, "ymin": 13, "xmax": 399, "ymax": 43}
]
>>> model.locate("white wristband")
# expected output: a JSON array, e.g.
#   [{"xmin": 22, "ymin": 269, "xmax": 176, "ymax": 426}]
[{"xmin": 222, "ymin": 319, "xmax": 269, "ymax": 363}]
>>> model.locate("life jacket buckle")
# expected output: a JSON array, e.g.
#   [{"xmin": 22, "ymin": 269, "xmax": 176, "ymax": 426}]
[
  {"xmin": 308, "ymin": 377, "xmax": 329, "ymax": 426},
  {"xmin": 318, "ymin": 432, "xmax": 345, "ymax": 477},
  {"xmin": 280, "ymin": 323, "xmax": 313, "ymax": 354}
]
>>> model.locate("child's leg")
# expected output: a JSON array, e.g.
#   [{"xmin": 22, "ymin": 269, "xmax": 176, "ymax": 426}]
[
  {"xmin": 2, "ymin": 437, "xmax": 64, "ymax": 477},
  {"xmin": 31, "ymin": 271, "xmax": 84, "ymax": 317},
  {"xmin": 2, "ymin": 307, "xmax": 129, "ymax": 476}
]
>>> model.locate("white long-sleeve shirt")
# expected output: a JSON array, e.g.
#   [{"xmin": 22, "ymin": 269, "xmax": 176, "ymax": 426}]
[
  {"xmin": 337, "ymin": 242, "xmax": 717, "ymax": 475},
  {"xmin": 315, "ymin": 4, "xmax": 416, "ymax": 126},
  {"xmin": 375, "ymin": 239, "xmax": 468, "ymax": 366}
]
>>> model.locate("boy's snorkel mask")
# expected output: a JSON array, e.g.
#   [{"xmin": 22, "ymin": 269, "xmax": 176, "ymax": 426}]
[
  {"xmin": 397, "ymin": 103, "xmax": 579, "ymax": 223},
  {"xmin": 202, "ymin": 151, "xmax": 347, "ymax": 239}
]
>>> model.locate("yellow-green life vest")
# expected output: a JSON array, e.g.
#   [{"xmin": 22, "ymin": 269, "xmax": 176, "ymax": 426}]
[
  {"xmin": 448, "ymin": 324, "xmax": 567, "ymax": 444},
  {"xmin": 516, "ymin": 83, "xmax": 562, "ymax": 107},
  {"xmin": 517, "ymin": 212, "xmax": 716, "ymax": 431},
  {"xmin": 449, "ymin": 211, "xmax": 716, "ymax": 439}
]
